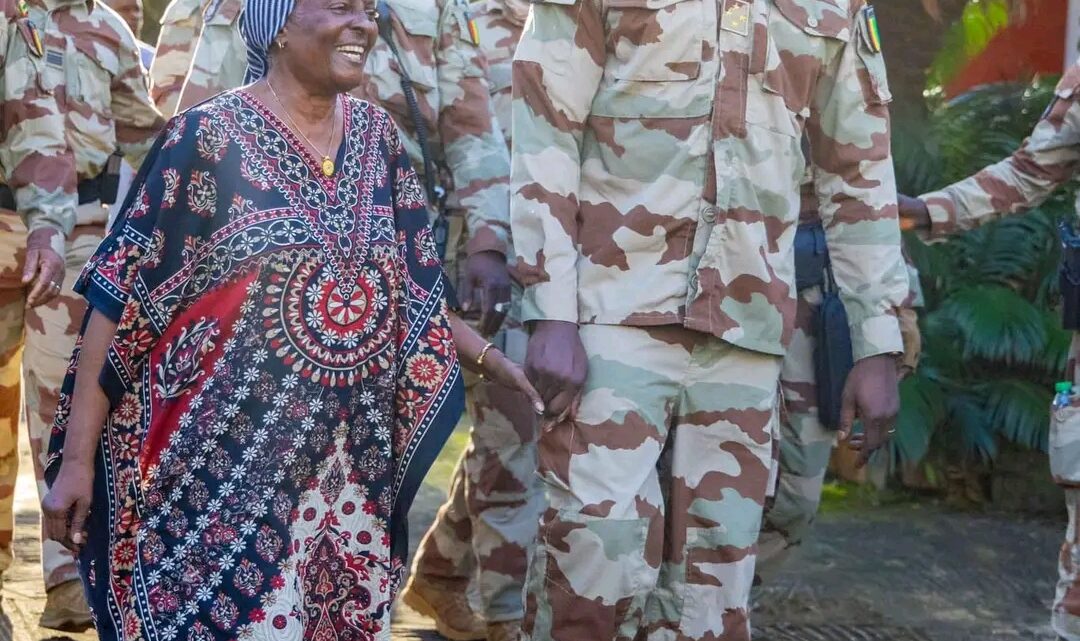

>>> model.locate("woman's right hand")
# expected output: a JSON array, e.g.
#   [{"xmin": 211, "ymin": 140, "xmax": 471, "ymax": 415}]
[{"xmin": 42, "ymin": 461, "xmax": 95, "ymax": 554}]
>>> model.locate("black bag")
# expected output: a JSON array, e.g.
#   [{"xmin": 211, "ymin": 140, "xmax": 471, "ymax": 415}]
[
  {"xmin": 1061, "ymin": 221, "xmax": 1080, "ymax": 330},
  {"xmin": 813, "ymin": 248, "xmax": 854, "ymax": 430},
  {"xmin": 375, "ymin": 0, "xmax": 449, "ymax": 258}
]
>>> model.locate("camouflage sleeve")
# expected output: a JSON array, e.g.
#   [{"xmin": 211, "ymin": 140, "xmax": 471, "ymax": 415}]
[
  {"xmin": 807, "ymin": 4, "xmax": 907, "ymax": 361},
  {"xmin": 1, "ymin": 15, "xmax": 77, "ymax": 239},
  {"xmin": 510, "ymin": 0, "xmax": 604, "ymax": 324},
  {"xmin": 113, "ymin": 27, "xmax": 166, "ymax": 171},
  {"xmin": 919, "ymin": 66, "xmax": 1080, "ymax": 238},
  {"xmin": 149, "ymin": 0, "xmax": 205, "ymax": 116},
  {"xmin": 435, "ymin": 0, "xmax": 511, "ymax": 256},
  {"xmin": 176, "ymin": 0, "xmax": 246, "ymax": 111}
]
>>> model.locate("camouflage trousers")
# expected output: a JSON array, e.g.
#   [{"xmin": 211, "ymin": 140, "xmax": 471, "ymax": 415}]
[
  {"xmin": 523, "ymin": 324, "xmax": 782, "ymax": 641},
  {"xmin": 411, "ymin": 217, "xmax": 546, "ymax": 621},
  {"xmin": 0, "ymin": 212, "xmax": 104, "ymax": 589},
  {"xmin": 755, "ymin": 287, "xmax": 835, "ymax": 579},
  {"xmin": 1055, "ymin": 489, "xmax": 1080, "ymax": 640}
]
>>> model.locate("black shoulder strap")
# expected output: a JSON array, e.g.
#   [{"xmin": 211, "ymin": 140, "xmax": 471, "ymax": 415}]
[{"xmin": 375, "ymin": 0, "xmax": 449, "ymax": 257}]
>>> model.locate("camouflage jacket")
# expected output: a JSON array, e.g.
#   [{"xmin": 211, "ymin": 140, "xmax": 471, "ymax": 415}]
[
  {"xmin": 921, "ymin": 64, "xmax": 1080, "ymax": 238},
  {"xmin": 172, "ymin": 0, "xmax": 244, "ymax": 113},
  {"xmin": 148, "ymin": 0, "xmax": 210, "ymax": 115},
  {"xmin": 45, "ymin": 0, "xmax": 163, "ymax": 225},
  {"xmin": 175, "ymin": 0, "xmax": 512, "ymax": 256},
  {"xmin": 0, "ymin": 0, "xmax": 77, "ymax": 241},
  {"xmin": 471, "ymin": 0, "xmax": 525, "ymax": 145},
  {"xmin": 800, "ymin": 166, "xmax": 923, "ymax": 308},
  {"xmin": 511, "ymin": 0, "xmax": 909, "ymax": 359}
]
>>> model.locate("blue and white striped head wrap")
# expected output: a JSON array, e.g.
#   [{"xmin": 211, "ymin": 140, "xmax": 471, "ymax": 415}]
[{"xmin": 240, "ymin": 0, "xmax": 298, "ymax": 83}]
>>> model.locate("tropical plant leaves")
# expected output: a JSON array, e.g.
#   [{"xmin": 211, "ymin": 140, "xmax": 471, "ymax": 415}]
[{"xmin": 891, "ymin": 74, "xmax": 1073, "ymax": 470}]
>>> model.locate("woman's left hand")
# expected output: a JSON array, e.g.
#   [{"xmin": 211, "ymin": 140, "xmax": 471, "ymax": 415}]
[
  {"xmin": 481, "ymin": 349, "xmax": 545, "ymax": 416},
  {"xmin": 42, "ymin": 460, "xmax": 95, "ymax": 554}
]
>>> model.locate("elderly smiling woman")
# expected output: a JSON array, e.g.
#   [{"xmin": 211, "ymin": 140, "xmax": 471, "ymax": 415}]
[{"xmin": 38, "ymin": 0, "xmax": 539, "ymax": 638}]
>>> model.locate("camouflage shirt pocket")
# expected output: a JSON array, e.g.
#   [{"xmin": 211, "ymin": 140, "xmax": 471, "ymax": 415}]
[
  {"xmin": 66, "ymin": 39, "xmax": 117, "ymax": 119},
  {"xmin": 604, "ymin": 0, "xmax": 703, "ymax": 82},
  {"xmin": 385, "ymin": 0, "xmax": 439, "ymax": 91}
]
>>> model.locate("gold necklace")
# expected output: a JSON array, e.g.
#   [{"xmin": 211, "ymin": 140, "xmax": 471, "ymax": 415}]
[{"xmin": 266, "ymin": 80, "xmax": 338, "ymax": 177}]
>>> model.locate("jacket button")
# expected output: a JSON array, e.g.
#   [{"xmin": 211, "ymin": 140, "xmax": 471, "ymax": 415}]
[
  {"xmin": 701, "ymin": 206, "xmax": 717, "ymax": 224},
  {"xmin": 807, "ymin": 16, "xmax": 818, "ymax": 27}
]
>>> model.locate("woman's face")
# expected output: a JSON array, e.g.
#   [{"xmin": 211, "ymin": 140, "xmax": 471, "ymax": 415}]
[{"xmin": 277, "ymin": 0, "xmax": 378, "ymax": 95}]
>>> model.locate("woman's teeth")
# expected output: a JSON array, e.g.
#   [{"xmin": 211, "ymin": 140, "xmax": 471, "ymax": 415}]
[{"xmin": 337, "ymin": 45, "xmax": 366, "ymax": 61}]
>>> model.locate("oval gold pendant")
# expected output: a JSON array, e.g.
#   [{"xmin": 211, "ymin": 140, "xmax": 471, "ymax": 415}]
[{"xmin": 321, "ymin": 157, "xmax": 335, "ymax": 177}]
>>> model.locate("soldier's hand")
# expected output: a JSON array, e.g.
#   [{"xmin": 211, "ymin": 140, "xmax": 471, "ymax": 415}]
[
  {"xmin": 463, "ymin": 250, "xmax": 512, "ymax": 337},
  {"xmin": 525, "ymin": 320, "xmax": 587, "ymax": 424},
  {"xmin": 42, "ymin": 460, "xmax": 94, "ymax": 555},
  {"xmin": 22, "ymin": 228, "xmax": 65, "ymax": 309},
  {"xmin": 898, "ymin": 195, "xmax": 931, "ymax": 232},
  {"xmin": 839, "ymin": 353, "xmax": 899, "ymax": 468}
]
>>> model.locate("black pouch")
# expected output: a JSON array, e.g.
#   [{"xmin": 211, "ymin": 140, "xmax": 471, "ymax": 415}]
[
  {"xmin": 1061, "ymin": 221, "xmax": 1080, "ymax": 330},
  {"xmin": 794, "ymin": 222, "xmax": 827, "ymax": 291},
  {"xmin": 814, "ymin": 257, "xmax": 854, "ymax": 430},
  {"xmin": 99, "ymin": 151, "xmax": 124, "ymax": 205}
]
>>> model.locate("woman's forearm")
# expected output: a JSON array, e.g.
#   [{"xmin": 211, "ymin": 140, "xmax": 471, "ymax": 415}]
[
  {"xmin": 449, "ymin": 312, "xmax": 486, "ymax": 372},
  {"xmin": 61, "ymin": 309, "xmax": 118, "ymax": 468}
]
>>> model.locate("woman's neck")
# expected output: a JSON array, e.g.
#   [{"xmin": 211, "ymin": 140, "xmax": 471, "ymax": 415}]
[{"xmin": 263, "ymin": 68, "xmax": 337, "ymax": 127}]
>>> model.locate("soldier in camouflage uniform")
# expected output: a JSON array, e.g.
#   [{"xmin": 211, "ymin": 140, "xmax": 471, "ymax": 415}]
[
  {"xmin": 755, "ymin": 162, "xmax": 924, "ymax": 581},
  {"xmin": 512, "ymin": 0, "xmax": 909, "ymax": 638},
  {"xmin": 405, "ymin": 3, "xmax": 545, "ymax": 640},
  {"xmin": 898, "ymin": 61, "xmax": 1080, "ymax": 641},
  {"xmin": 148, "ymin": 0, "xmax": 211, "ymax": 115},
  {"xmin": 0, "ymin": 0, "xmax": 75, "ymax": 605},
  {"xmin": 173, "ymin": 1, "xmax": 519, "ymax": 639},
  {"xmin": 0, "ymin": 0, "xmax": 163, "ymax": 629}
]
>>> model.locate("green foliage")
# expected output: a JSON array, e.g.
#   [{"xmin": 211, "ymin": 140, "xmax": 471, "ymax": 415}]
[
  {"xmin": 925, "ymin": 0, "xmax": 1013, "ymax": 100},
  {"xmin": 890, "ymin": 77, "xmax": 1073, "ymax": 469}
]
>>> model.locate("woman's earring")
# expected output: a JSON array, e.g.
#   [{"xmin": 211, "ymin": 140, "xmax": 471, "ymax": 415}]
[{"xmin": 276, "ymin": 39, "xmax": 287, "ymax": 49}]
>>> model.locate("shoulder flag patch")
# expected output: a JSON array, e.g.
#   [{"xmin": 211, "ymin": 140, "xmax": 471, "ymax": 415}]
[{"xmin": 861, "ymin": 5, "xmax": 882, "ymax": 53}]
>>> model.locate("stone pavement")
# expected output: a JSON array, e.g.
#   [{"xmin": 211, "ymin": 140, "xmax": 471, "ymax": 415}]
[{"xmin": 0, "ymin": 422, "xmax": 1064, "ymax": 641}]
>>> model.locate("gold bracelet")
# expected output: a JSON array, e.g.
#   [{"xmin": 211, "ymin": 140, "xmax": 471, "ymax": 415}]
[{"xmin": 476, "ymin": 342, "xmax": 496, "ymax": 370}]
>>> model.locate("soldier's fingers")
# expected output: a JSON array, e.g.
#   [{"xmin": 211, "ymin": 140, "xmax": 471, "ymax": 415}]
[
  {"xmin": 25, "ymin": 268, "xmax": 57, "ymax": 308},
  {"xmin": 546, "ymin": 389, "xmax": 576, "ymax": 419},
  {"xmin": 21, "ymin": 249, "xmax": 41, "ymax": 284},
  {"xmin": 838, "ymin": 389, "xmax": 857, "ymax": 442}
]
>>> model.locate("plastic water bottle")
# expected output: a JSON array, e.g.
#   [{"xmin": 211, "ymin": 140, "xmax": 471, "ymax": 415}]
[{"xmin": 1055, "ymin": 382, "xmax": 1074, "ymax": 409}]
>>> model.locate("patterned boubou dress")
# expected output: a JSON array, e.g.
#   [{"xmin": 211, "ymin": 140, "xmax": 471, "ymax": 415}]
[{"xmin": 45, "ymin": 90, "xmax": 464, "ymax": 641}]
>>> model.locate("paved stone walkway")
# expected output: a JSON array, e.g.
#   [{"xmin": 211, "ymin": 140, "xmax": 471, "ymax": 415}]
[{"xmin": 2, "ymin": 423, "xmax": 1065, "ymax": 641}]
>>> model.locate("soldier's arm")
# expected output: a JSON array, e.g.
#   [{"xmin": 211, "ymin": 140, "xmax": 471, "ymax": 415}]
[
  {"xmin": 808, "ymin": 5, "xmax": 907, "ymax": 361},
  {"xmin": 113, "ymin": 27, "xmax": 166, "ymax": 171},
  {"xmin": 919, "ymin": 67, "xmax": 1080, "ymax": 238},
  {"xmin": 435, "ymin": 0, "xmax": 511, "ymax": 256},
  {"xmin": 149, "ymin": 0, "xmax": 204, "ymax": 116},
  {"xmin": 510, "ymin": 0, "xmax": 604, "ymax": 323},
  {"xmin": 176, "ymin": 0, "xmax": 246, "ymax": 111},
  {"xmin": 0, "ymin": 21, "xmax": 77, "ymax": 241}
]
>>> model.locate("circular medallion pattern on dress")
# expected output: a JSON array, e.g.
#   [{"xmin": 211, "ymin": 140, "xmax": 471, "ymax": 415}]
[{"xmin": 263, "ymin": 252, "xmax": 399, "ymax": 386}]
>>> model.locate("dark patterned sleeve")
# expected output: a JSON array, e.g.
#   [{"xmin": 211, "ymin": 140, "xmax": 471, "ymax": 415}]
[
  {"xmin": 386, "ymin": 114, "xmax": 464, "ymax": 561},
  {"xmin": 77, "ymin": 110, "xmax": 218, "ymax": 403}
]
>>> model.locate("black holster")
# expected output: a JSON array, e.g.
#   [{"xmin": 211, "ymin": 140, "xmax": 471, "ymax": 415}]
[{"xmin": 794, "ymin": 222, "xmax": 827, "ymax": 291}]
